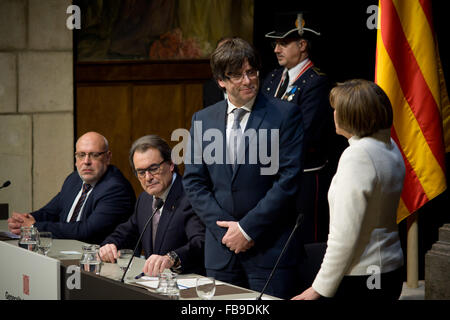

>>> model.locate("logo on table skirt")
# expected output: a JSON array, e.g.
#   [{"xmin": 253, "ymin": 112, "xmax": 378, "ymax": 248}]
[{"xmin": 23, "ymin": 275, "xmax": 30, "ymax": 295}]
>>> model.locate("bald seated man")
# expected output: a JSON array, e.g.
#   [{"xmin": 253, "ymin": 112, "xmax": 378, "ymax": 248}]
[{"xmin": 8, "ymin": 132, "xmax": 136, "ymax": 244}]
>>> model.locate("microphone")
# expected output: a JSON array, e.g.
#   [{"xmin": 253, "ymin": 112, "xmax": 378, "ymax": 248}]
[
  {"xmin": 120, "ymin": 197, "xmax": 164, "ymax": 283},
  {"xmin": 0, "ymin": 181, "xmax": 11, "ymax": 190},
  {"xmin": 257, "ymin": 213, "xmax": 304, "ymax": 300}
]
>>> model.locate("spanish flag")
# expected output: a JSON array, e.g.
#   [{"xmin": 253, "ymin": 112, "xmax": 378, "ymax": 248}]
[{"xmin": 375, "ymin": 0, "xmax": 449, "ymax": 223}]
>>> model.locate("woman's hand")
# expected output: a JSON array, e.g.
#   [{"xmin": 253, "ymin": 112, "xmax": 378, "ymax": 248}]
[{"xmin": 291, "ymin": 286, "xmax": 321, "ymax": 300}]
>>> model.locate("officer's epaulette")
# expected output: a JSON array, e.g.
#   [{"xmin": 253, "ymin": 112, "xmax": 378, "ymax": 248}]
[{"xmin": 312, "ymin": 66, "xmax": 326, "ymax": 76}]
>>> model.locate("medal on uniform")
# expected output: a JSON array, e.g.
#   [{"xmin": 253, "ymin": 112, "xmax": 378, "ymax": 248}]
[{"xmin": 285, "ymin": 86, "xmax": 298, "ymax": 101}]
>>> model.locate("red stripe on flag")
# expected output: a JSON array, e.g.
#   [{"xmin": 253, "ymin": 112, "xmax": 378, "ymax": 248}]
[
  {"xmin": 419, "ymin": 0, "xmax": 435, "ymax": 35},
  {"xmin": 391, "ymin": 128, "xmax": 429, "ymax": 213},
  {"xmin": 380, "ymin": 0, "xmax": 445, "ymax": 171}
]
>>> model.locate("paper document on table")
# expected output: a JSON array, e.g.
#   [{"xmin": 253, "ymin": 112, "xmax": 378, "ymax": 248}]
[
  {"xmin": 135, "ymin": 277, "xmax": 221, "ymax": 290},
  {"xmin": 234, "ymin": 295, "xmax": 278, "ymax": 300},
  {"xmin": 176, "ymin": 278, "xmax": 225, "ymax": 289},
  {"xmin": 60, "ymin": 251, "xmax": 81, "ymax": 255},
  {"xmin": 136, "ymin": 279, "xmax": 159, "ymax": 289},
  {"xmin": 139, "ymin": 276, "xmax": 159, "ymax": 281}
]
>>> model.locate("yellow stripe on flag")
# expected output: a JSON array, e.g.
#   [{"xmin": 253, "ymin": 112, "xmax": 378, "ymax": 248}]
[
  {"xmin": 392, "ymin": 0, "xmax": 440, "ymax": 106},
  {"xmin": 397, "ymin": 198, "xmax": 410, "ymax": 224},
  {"xmin": 376, "ymin": 37, "xmax": 446, "ymax": 200}
]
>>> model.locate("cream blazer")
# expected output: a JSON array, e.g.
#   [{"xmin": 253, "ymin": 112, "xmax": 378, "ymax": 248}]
[{"xmin": 312, "ymin": 129, "xmax": 405, "ymax": 297}]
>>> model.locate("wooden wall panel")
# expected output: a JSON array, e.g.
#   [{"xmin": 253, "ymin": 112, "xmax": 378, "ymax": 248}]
[
  {"xmin": 76, "ymin": 85, "xmax": 136, "ymax": 191},
  {"xmin": 184, "ymin": 84, "xmax": 203, "ymax": 130},
  {"xmin": 132, "ymin": 84, "xmax": 185, "ymax": 146},
  {"xmin": 76, "ymin": 61, "xmax": 210, "ymax": 195}
]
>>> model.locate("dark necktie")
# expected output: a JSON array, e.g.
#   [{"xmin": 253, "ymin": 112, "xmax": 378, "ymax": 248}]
[
  {"xmin": 276, "ymin": 71, "xmax": 289, "ymax": 98},
  {"xmin": 152, "ymin": 197, "xmax": 162, "ymax": 250},
  {"xmin": 230, "ymin": 108, "xmax": 248, "ymax": 170},
  {"xmin": 70, "ymin": 183, "xmax": 92, "ymax": 222}
]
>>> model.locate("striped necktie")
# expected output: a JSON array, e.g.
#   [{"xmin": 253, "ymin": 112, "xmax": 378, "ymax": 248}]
[{"xmin": 70, "ymin": 183, "xmax": 92, "ymax": 222}]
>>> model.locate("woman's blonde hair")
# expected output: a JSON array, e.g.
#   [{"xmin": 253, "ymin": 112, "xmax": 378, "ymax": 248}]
[{"xmin": 329, "ymin": 79, "xmax": 393, "ymax": 137}]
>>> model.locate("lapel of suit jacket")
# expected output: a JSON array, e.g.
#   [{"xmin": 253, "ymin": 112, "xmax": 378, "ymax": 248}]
[
  {"xmin": 153, "ymin": 174, "xmax": 182, "ymax": 254},
  {"xmin": 232, "ymin": 93, "xmax": 267, "ymax": 182},
  {"xmin": 62, "ymin": 175, "xmax": 83, "ymax": 222},
  {"xmin": 210, "ymin": 101, "xmax": 233, "ymax": 178},
  {"xmin": 265, "ymin": 69, "xmax": 283, "ymax": 97}
]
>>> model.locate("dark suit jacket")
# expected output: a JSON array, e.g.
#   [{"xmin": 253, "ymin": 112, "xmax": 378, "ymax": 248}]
[
  {"xmin": 183, "ymin": 92, "xmax": 304, "ymax": 270},
  {"xmin": 32, "ymin": 165, "xmax": 136, "ymax": 244},
  {"xmin": 102, "ymin": 174, "xmax": 205, "ymax": 275}
]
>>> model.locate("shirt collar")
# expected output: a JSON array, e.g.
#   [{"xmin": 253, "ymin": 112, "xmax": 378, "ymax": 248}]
[
  {"xmin": 348, "ymin": 129, "xmax": 392, "ymax": 145},
  {"xmin": 226, "ymin": 96, "xmax": 256, "ymax": 115},
  {"xmin": 156, "ymin": 172, "xmax": 176, "ymax": 203},
  {"xmin": 286, "ymin": 58, "xmax": 310, "ymax": 85}
]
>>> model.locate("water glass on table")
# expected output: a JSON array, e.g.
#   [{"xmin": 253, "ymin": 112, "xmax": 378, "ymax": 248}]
[
  {"xmin": 18, "ymin": 226, "xmax": 38, "ymax": 252},
  {"xmin": 196, "ymin": 277, "xmax": 216, "ymax": 300},
  {"xmin": 37, "ymin": 231, "xmax": 52, "ymax": 256},
  {"xmin": 80, "ymin": 244, "xmax": 102, "ymax": 274},
  {"xmin": 156, "ymin": 272, "xmax": 180, "ymax": 299}
]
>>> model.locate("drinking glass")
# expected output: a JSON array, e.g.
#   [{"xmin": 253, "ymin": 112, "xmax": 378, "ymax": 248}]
[
  {"xmin": 18, "ymin": 226, "xmax": 38, "ymax": 252},
  {"xmin": 37, "ymin": 231, "xmax": 52, "ymax": 256},
  {"xmin": 196, "ymin": 277, "xmax": 216, "ymax": 300},
  {"xmin": 80, "ymin": 244, "xmax": 102, "ymax": 274}
]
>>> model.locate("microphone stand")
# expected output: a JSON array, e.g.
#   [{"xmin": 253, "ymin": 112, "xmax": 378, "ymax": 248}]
[
  {"xmin": 121, "ymin": 198, "xmax": 164, "ymax": 283},
  {"xmin": 257, "ymin": 213, "xmax": 304, "ymax": 300}
]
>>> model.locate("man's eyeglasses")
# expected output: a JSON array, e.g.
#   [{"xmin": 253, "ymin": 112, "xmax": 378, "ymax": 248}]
[
  {"xmin": 225, "ymin": 69, "xmax": 259, "ymax": 84},
  {"xmin": 75, "ymin": 151, "xmax": 107, "ymax": 160},
  {"xmin": 135, "ymin": 160, "xmax": 166, "ymax": 178}
]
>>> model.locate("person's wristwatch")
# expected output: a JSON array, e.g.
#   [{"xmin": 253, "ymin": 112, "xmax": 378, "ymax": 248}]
[{"xmin": 166, "ymin": 251, "xmax": 181, "ymax": 270}]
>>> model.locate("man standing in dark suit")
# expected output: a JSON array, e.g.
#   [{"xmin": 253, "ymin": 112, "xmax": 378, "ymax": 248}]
[
  {"xmin": 8, "ymin": 132, "xmax": 136, "ymax": 244},
  {"xmin": 263, "ymin": 12, "xmax": 344, "ymax": 243},
  {"xmin": 99, "ymin": 135, "xmax": 205, "ymax": 276},
  {"xmin": 183, "ymin": 38, "xmax": 304, "ymax": 299}
]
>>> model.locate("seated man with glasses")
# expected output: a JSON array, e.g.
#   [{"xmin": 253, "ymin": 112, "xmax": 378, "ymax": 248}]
[
  {"xmin": 99, "ymin": 135, "xmax": 205, "ymax": 276},
  {"xmin": 8, "ymin": 131, "xmax": 136, "ymax": 244}
]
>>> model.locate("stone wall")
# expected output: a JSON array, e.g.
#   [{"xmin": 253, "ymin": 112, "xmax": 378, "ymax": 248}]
[
  {"xmin": 425, "ymin": 224, "xmax": 450, "ymax": 299},
  {"xmin": 0, "ymin": 0, "xmax": 74, "ymax": 215}
]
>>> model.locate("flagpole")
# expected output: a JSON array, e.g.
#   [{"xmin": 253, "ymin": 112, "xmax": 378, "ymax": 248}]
[{"xmin": 406, "ymin": 212, "xmax": 419, "ymax": 288}]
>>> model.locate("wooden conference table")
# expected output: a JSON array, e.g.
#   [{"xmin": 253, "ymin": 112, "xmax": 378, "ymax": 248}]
[{"xmin": 0, "ymin": 220, "xmax": 279, "ymax": 300}]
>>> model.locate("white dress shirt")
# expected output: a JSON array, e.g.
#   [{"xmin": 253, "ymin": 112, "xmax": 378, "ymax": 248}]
[
  {"xmin": 66, "ymin": 182, "xmax": 95, "ymax": 222},
  {"xmin": 225, "ymin": 97, "xmax": 256, "ymax": 242}
]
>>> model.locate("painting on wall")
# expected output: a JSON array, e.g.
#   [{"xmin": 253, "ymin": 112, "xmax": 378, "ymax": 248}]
[{"xmin": 75, "ymin": 0, "xmax": 254, "ymax": 61}]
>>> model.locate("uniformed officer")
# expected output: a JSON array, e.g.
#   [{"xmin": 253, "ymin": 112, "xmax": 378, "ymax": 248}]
[{"xmin": 263, "ymin": 12, "xmax": 345, "ymax": 243}]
